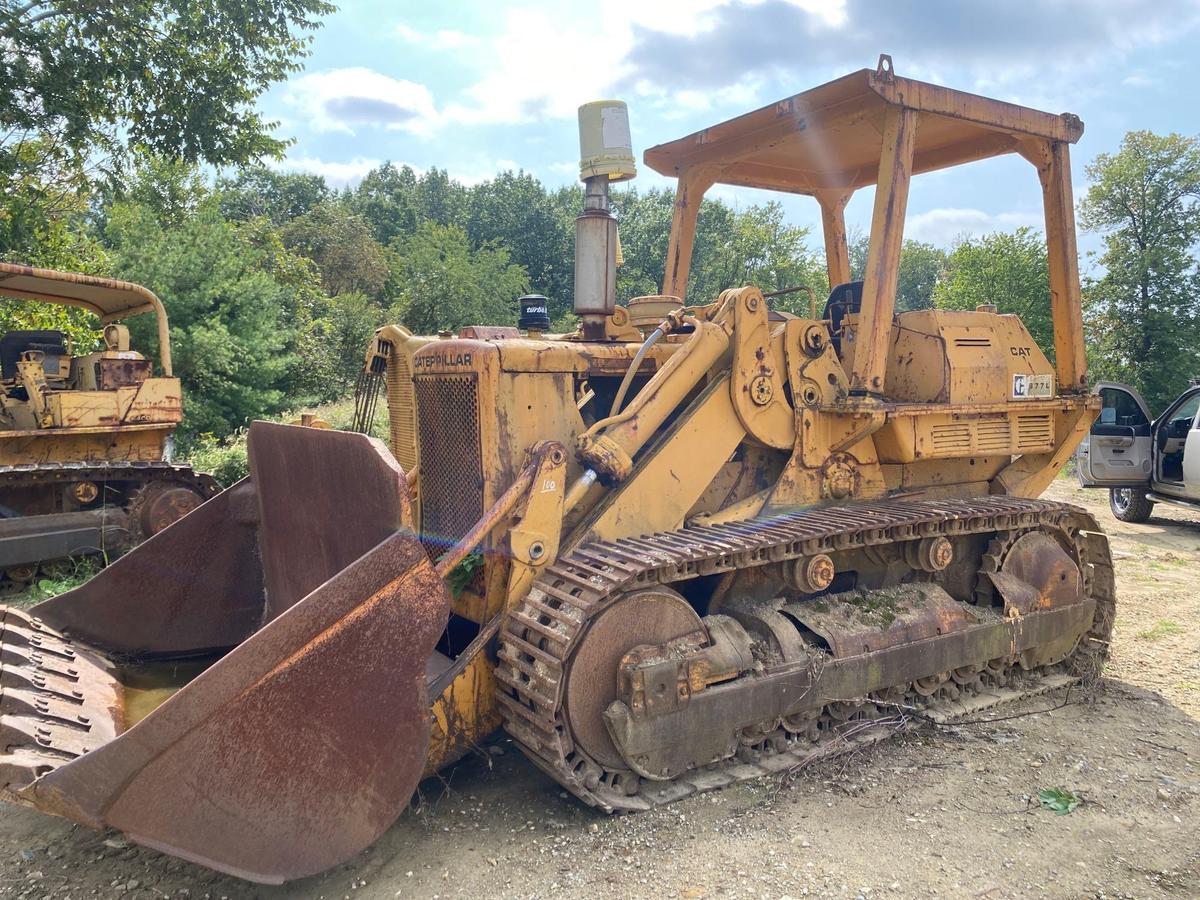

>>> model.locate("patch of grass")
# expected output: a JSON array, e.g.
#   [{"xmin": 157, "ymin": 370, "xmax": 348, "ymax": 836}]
[
  {"xmin": 1178, "ymin": 681, "xmax": 1199, "ymax": 693},
  {"xmin": 10, "ymin": 558, "xmax": 101, "ymax": 609},
  {"xmin": 1136, "ymin": 619, "xmax": 1184, "ymax": 641},
  {"xmin": 1038, "ymin": 787, "xmax": 1082, "ymax": 815}
]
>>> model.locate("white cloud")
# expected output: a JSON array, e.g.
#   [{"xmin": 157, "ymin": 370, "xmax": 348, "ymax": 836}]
[
  {"xmin": 441, "ymin": 9, "xmax": 633, "ymax": 125},
  {"xmin": 436, "ymin": 4, "xmax": 808, "ymax": 127},
  {"xmin": 285, "ymin": 67, "xmax": 440, "ymax": 136},
  {"xmin": 396, "ymin": 24, "xmax": 478, "ymax": 50},
  {"xmin": 622, "ymin": 0, "xmax": 1200, "ymax": 99},
  {"xmin": 1121, "ymin": 72, "xmax": 1160, "ymax": 87},
  {"xmin": 275, "ymin": 155, "xmax": 384, "ymax": 187},
  {"xmin": 445, "ymin": 158, "xmax": 525, "ymax": 186},
  {"xmin": 905, "ymin": 207, "xmax": 1043, "ymax": 246},
  {"xmin": 275, "ymin": 154, "xmax": 527, "ymax": 189}
]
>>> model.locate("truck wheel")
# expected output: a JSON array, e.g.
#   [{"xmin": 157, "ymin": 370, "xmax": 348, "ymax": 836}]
[{"xmin": 1109, "ymin": 487, "xmax": 1154, "ymax": 523}]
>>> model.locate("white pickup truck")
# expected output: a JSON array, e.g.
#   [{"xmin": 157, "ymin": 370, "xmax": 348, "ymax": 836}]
[{"xmin": 1076, "ymin": 381, "xmax": 1200, "ymax": 522}]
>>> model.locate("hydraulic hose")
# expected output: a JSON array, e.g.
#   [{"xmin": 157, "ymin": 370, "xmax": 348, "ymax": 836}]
[{"xmin": 609, "ymin": 326, "xmax": 665, "ymax": 416}]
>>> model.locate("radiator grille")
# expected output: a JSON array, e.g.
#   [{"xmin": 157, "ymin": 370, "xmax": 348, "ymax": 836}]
[
  {"xmin": 1016, "ymin": 413, "xmax": 1054, "ymax": 450},
  {"xmin": 415, "ymin": 375, "xmax": 484, "ymax": 549},
  {"xmin": 386, "ymin": 346, "xmax": 419, "ymax": 473}
]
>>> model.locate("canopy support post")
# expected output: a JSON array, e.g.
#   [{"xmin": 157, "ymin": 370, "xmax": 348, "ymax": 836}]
[
  {"xmin": 852, "ymin": 106, "xmax": 917, "ymax": 396},
  {"xmin": 1019, "ymin": 138, "xmax": 1087, "ymax": 393},
  {"xmin": 815, "ymin": 189, "xmax": 854, "ymax": 292},
  {"xmin": 662, "ymin": 167, "xmax": 717, "ymax": 302}
]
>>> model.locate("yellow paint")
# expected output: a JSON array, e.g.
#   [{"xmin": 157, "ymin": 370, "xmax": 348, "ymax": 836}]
[{"xmin": 364, "ymin": 64, "xmax": 1100, "ymax": 772}]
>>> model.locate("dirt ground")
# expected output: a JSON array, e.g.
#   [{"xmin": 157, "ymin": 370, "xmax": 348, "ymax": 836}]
[{"xmin": 2, "ymin": 478, "xmax": 1198, "ymax": 899}]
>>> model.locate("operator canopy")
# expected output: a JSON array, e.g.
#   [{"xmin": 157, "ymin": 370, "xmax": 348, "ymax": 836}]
[
  {"xmin": 0, "ymin": 262, "xmax": 162, "ymax": 323},
  {"xmin": 643, "ymin": 57, "xmax": 1084, "ymax": 194}
]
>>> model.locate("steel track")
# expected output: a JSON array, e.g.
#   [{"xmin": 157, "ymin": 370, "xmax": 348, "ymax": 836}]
[
  {"xmin": 0, "ymin": 461, "xmax": 219, "ymax": 591},
  {"xmin": 497, "ymin": 496, "xmax": 1115, "ymax": 813},
  {"xmin": 0, "ymin": 460, "xmax": 218, "ymax": 495}
]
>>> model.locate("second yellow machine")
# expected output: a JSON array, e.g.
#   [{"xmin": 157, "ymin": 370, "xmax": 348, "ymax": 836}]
[{"xmin": 0, "ymin": 57, "xmax": 1112, "ymax": 883}]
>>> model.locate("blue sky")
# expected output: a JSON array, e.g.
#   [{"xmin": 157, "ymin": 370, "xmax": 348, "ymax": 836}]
[{"xmin": 260, "ymin": 0, "xmax": 1200, "ymax": 265}]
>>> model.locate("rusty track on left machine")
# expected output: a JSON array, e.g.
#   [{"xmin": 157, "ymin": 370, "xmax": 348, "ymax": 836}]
[{"xmin": 497, "ymin": 495, "xmax": 1115, "ymax": 813}]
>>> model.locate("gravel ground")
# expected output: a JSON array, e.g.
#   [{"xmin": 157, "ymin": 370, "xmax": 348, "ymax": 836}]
[{"xmin": 1, "ymin": 478, "xmax": 1197, "ymax": 899}]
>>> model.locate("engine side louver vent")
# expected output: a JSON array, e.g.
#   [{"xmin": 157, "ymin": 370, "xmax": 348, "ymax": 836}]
[
  {"xmin": 975, "ymin": 418, "xmax": 1012, "ymax": 453},
  {"xmin": 1016, "ymin": 413, "xmax": 1054, "ymax": 451},
  {"xmin": 931, "ymin": 424, "xmax": 972, "ymax": 454}
]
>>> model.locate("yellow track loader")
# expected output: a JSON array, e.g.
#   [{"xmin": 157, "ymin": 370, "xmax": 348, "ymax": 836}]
[
  {"xmin": 0, "ymin": 57, "xmax": 1113, "ymax": 883},
  {"xmin": 0, "ymin": 266, "xmax": 216, "ymax": 589}
]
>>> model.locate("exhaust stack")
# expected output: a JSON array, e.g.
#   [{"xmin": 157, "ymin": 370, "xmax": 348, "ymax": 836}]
[{"xmin": 575, "ymin": 100, "xmax": 636, "ymax": 339}]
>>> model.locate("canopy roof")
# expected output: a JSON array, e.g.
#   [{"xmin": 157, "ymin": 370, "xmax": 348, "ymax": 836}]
[
  {"xmin": 643, "ymin": 58, "xmax": 1084, "ymax": 195},
  {"xmin": 0, "ymin": 263, "xmax": 162, "ymax": 323}
]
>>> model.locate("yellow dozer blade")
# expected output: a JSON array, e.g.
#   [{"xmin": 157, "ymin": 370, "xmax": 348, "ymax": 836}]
[{"xmin": 0, "ymin": 423, "xmax": 450, "ymax": 883}]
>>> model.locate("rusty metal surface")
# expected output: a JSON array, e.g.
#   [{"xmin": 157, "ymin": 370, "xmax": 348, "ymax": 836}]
[
  {"xmin": 33, "ymin": 480, "xmax": 264, "ymax": 655},
  {"xmin": 25, "ymin": 528, "xmax": 447, "ymax": 883},
  {"xmin": 564, "ymin": 589, "xmax": 702, "ymax": 770},
  {"xmin": 134, "ymin": 485, "xmax": 204, "ymax": 538},
  {"xmin": 782, "ymin": 583, "xmax": 974, "ymax": 657},
  {"xmin": 0, "ymin": 422, "xmax": 451, "ymax": 883},
  {"xmin": 986, "ymin": 530, "xmax": 1084, "ymax": 617},
  {"xmin": 97, "ymin": 358, "xmax": 151, "ymax": 390},
  {"xmin": 247, "ymin": 422, "xmax": 413, "ymax": 621},
  {"xmin": 414, "ymin": 374, "xmax": 483, "ymax": 549},
  {"xmin": 0, "ymin": 461, "xmax": 218, "ymax": 594},
  {"xmin": 604, "ymin": 597, "xmax": 1094, "ymax": 783},
  {"xmin": 0, "ymin": 606, "xmax": 123, "ymax": 789},
  {"xmin": 0, "ymin": 263, "xmax": 160, "ymax": 320},
  {"xmin": 0, "ymin": 508, "xmax": 130, "ymax": 568},
  {"xmin": 642, "ymin": 63, "xmax": 1083, "ymax": 195},
  {"xmin": 458, "ymin": 325, "xmax": 520, "ymax": 340}
]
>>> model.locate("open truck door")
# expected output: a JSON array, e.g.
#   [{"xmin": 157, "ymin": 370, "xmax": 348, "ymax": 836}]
[{"xmin": 1076, "ymin": 381, "xmax": 1153, "ymax": 487}]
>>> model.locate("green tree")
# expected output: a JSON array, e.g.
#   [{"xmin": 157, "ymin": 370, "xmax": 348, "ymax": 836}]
[
  {"xmin": 96, "ymin": 155, "xmax": 212, "ymax": 230},
  {"xmin": 235, "ymin": 214, "xmax": 350, "ymax": 403},
  {"xmin": 413, "ymin": 169, "xmax": 469, "ymax": 230},
  {"xmin": 932, "ymin": 228, "xmax": 1054, "ymax": 356},
  {"xmin": 467, "ymin": 171, "xmax": 575, "ymax": 318},
  {"xmin": 1080, "ymin": 131, "xmax": 1200, "ymax": 412},
  {"xmin": 281, "ymin": 201, "xmax": 391, "ymax": 298},
  {"xmin": 0, "ymin": 142, "xmax": 109, "ymax": 345},
  {"xmin": 849, "ymin": 233, "xmax": 947, "ymax": 311},
  {"xmin": 104, "ymin": 197, "xmax": 301, "ymax": 440},
  {"xmin": 349, "ymin": 163, "xmax": 420, "ymax": 246},
  {"xmin": 391, "ymin": 222, "xmax": 529, "ymax": 334},
  {"xmin": 610, "ymin": 186, "xmax": 672, "ymax": 303},
  {"xmin": 689, "ymin": 201, "xmax": 825, "ymax": 307},
  {"xmin": 894, "ymin": 241, "xmax": 946, "ymax": 312},
  {"xmin": 219, "ymin": 167, "xmax": 330, "ymax": 225},
  {"xmin": 0, "ymin": 0, "xmax": 332, "ymax": 192},
  {"xmin": 349, "ymin": 164, "xmax": 468, "ymax": 244}
]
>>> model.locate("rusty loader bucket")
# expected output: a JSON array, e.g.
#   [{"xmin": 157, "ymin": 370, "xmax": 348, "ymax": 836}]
[{"xmin": 0, "ymin": 423, "xmax": 451, "ymax": 883}]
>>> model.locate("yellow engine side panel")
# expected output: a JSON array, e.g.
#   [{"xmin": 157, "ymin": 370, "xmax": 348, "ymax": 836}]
[
  {"xmin": 843, "ymin": 309, "xmax": 1055, "ymax": 405},
  {"xmin": 45, "ymin": 377, "xmax": 182, "ymax": 428},
  {"xmin": 873, "ymin": 406, "xmax": 1058, "ymax": 464},
  {"xmin": 0, "ymin": 426, "xmax": 170, "ymax": 466}
]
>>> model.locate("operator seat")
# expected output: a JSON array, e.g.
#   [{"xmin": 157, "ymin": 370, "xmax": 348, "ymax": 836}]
[
  {"xmin": 822, "ymin": 280, "xmax": 863, "ymax": 356},
  {"xmin": 0, "ymin": 330, "xmax": 68, "ymax": 381}
]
